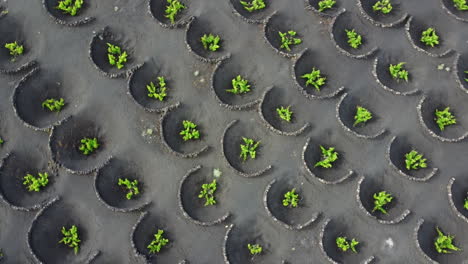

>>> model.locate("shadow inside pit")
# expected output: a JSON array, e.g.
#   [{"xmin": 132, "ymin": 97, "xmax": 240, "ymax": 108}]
[
  {"xmin": 43, "ymin": 0, "xmax": 92, "ymax": 23},
  {"xmin": 149, "ymin": 0, "xmax": 190, "ymax": 26},
  {"xmin": 450, "ymin": 177, "xmax": 468, "ymax": 219},
  {"xmin": 389, "ymin": 136, "xmax": 433, "ymax": 179},
  {"xmin": 456, "ymin": 53, "xmax": 468, "ymax": 90},
  {"xmin": 417, "ymin": 220, "xmax": 439, "ymax": 261},
  {"xmin": 186, "ymin": 17, "xmax": 229, "ymax": 60}
]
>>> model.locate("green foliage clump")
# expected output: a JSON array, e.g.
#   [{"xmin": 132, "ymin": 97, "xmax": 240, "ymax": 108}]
[
  {"xmin": 276, "ymin": 106, "xmax": 293, "ymax": 122},
  {"xmin": 198, "ymin": 179, "xmax": 217, "ymax": 206},
  {"xmin": 278, "ymin": 31, "xmax": 302, "ymax": 52},
  {"xmin": 118, "ymin": 178, "xmax": 140, "ymax": 200},
  {"xmin": 389, "ymin": 62, "xmax": 409, "ymax": 82},
  {"xmin": 79, "ymin": 137, "xmax": 99, "ymax": 155},
  {"xmin": 240, "ymin": 137, "xmax": 260, "ymax": 161},
  {"xmin": 42, "ymin": 98, "xmax": 65, "ymax": 112},
  {"xmin": 180, "ymin": 120, "xmax": 200, "ymax": 141},
  {"xmin": 4, "ymin": 41, "xmax": 24, "ymax": 61},
  {"xmin": 240, "ymin": 0, "xmax": 266, "ymax": 12},
  {"xmin": 314, "ymin": 145, "xmax": 338, "ymax": 169},
  {"xmin": 420, "ymin": 28, "xmax": 439, "ymax": 48},
  {"xmin": 56, "ymin": 0, "xmax": 83, "ymax": 16},
  {"xmin": 201, "ymin": 34, "xmax": 221, "ymax": 52},
  {"xmin": 301, "ymin": 68, "xmax": 326, "ymax": 91},
  {"xmin": 336, "ymin": 236, "xmax": 359, "ymax": 253},
  {"xmin": 346, "ymin": 29, "xmax": 362, "ymax": 49},
  {"xmin": 434, "ymin": 227, "xmax": 461, "ymax": 254},
  {"xmin": 372, "ymin": 191, "xmax": 393, "ymax": 214},
  {"xmin": 107, "ymin": 43, "xmax": 128, "ymax": 70},
  {"xmin": 464, "ymin": 196, "xmax": 468, "ymax": 210},
  {"xmin": 453, "ymin": 0, "xmax": 468, "ymax": 10},
  {"xmin": 354, "ymin": 106, "xmax": 372, "ymax": 126},
  {"xmin": 227, "ymin": 75, "xmax": 251, "ymax": 94},
  {"xmin": 405, "ymin": 150, "xmax": 427, "ymax": 170},
  {"xmin": 165, "ymin": 0, "xmax": 185, "ymax": 24},
  {"xmin": 435, "ymin": 107, "xmax": 457, "ymax": 131},
  {"xmin": 464, "ymin": 71, "xmax": 468, "ymax": 82},
  {"xmin": 147, "ymin": 229, "xmax": 169, "ymax": 254},
  {"xmin": 147, "ymin": 77, "xmax": 167, "ymax": 101},
  {"xmin": 282, "ymin": 188, "xmax": 299, "ymax": 208},
  {"xmin": 59, "ymin": 225, "xmax": 80, "ymax": 255},
  {"xmin": 318, "ymin": 0, "xmax": 336, "ymax": 12},
  {"xmin": 0, "ymin": 138, "xmax": 3, "ymax": 145},
  {"xmin": 23, "ymin": 172, "xmax": 49, "ymax": 192},
  {"xmin": 373, "ymin": 0, "xmax": 392, "ymax": 14},
  {"xmin": 247, "ymin": 243, "xmax": 262, "ymax": 255}
]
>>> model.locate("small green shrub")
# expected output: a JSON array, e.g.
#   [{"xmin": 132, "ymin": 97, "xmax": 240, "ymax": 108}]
[
  {"xmin": 282, "ymin": 188, "xmax": 299, "ymax": 208},
  {"xmin": 336, "ymin": 236, "xmax": 359, "ymax": 253},
  {"xmin": 107, "ymin": 43, "xmax": 127, "ymax": 70},
  {"xmin": 247, "ymin": 243, "xmax": 262, "ymax": 255},
  {"xmin": 318, "ymin": 0, "xmax": 336, "ymax": 12},
  {"xmin": 201, "ymin": 34, "xmax": 221, "ymax": 52},
  {"xmin": 240, "ymin": 0, "xmax": 266, "ymax": 12},
  {"xmin": 453, "ymin": 0, "xmax": 468, "ymax": 11},
  {"xmin": 180, "ymin": 120, "xmax": 200, "ymax": 141},
  {"xmin": 0, "ymin": 138, "xmax": 4, "ymax": 145},
  {"xmin": 278, "ymin": 31, "xmax": 302, "ymax": 52},
  {"xmin": 198, "ymin": 179, "xmax": 217, "ymax": 206},
  {"xmin": 56, "ymin": 0, "xmax": 83, "ymax": 16},
  {"xmin": 464, "ymin": 196, "xmax": 468, "ymax": 210},
  {"xmin": 147, "ymin": 77, "xmax": 167, "ymax": 101},
  {"xmin": 79, "ymin": 137, "xmax": 99, "ymax": 155},
  {"xmin": 434, "ymin": 227, "xmax": 461, "ymax": 254},
  {"xmin": 4, "ymin": 41, "xmax": 24, "ymax": 62},
  {"xmin": 389, "ymin": 62, "xmax": 409, "ymax": 82},
  {"xmin": 147, "ymin": 229, "xmax": 169, "ymax": 254},
  {"xmin": 59, "ymin": 225, "xmax": 80, "ymax": 254},
  {"xmin": 276, "ymin": 106, "xmax": 293, "ymax": 122},
  {"xmin": 372, "ymin": 0, "xmax": 392, "ymax": 14},
  {"xmin": 42, "ymin": 98, "xmax": 65, "ymax": 112},
  {"xmin": 314, "ymin": 145, "xmax": 338, "ymax": 169},
  {"xmin": 345, "ymin": 29, "xmax": 362, "ymax": 49},
  {"xmin": 420, "ymin": 28, "xmax": 439, "ymax": 48},
  {"xmin": 23, "ymin": 172, "xmax": 49, "ymax": 192},
  {"xmin": 118, "ymin": 178, "xmax": 140, "ymax": 200},
  {"xmin": 165, "ymin": 0, "xmax": 185, "ymax": 24},
  {"xmin": 227, "ymin": 75, "xmax": 251, "ymax": 94},
  {"xmin": 372, "ymin": 191, "xmax": 393, "ymax": 214},
  {"xmin": 405, "ymin": 150, "xmax": 427, "ymax": 170},
  {"xmin": 435, "ymin": 107, "xmax": 457, "ymax": 131},
  {"xmin": 353, "ymin": 106, "xmax": 372, "ymax": 127},
  {"xmin": 465, "ymin": 71, "xmax": 468, "ymax": 82},
  {"xmin": 301, "ymin": 68, "xmax": 326, "ymax": 91},
  {"xmin": 240, "ymin": 137, "xmax": 260, "ymax": 161}
]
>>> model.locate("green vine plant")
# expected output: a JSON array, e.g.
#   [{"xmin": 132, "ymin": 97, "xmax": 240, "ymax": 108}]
[
  {"xmin": 372, "ymin": 191, "xmax": 393, "ymax": 214},
  {"xmin": 180, "ymin": 120, "xmax": 200, "ymax": 141},
  {"xmin": 198, "ymin": 179, "xmax": 217, "ymax": 206},
  {"xmin": 353, "ymin": 106, "xmax": 372, "ymax": 127},
  {"xmin": 464, "ymin": 195, "xmax": 468, "ymax": 210},
  {"xmin": 420, "ymin": 28, "xmax": 439, "ymax": 48},
  {"xmin": 147, "ymin": 229, "xmax": 169, "ymax": 254},
  {"xmin": 79, "ymin": 137, "xmax": 99, "ymax": 155},
  {"xmin": 42, "ymin": 98, "xmax": 65, "ymax": 112},
  {"xmin": 314, "ymin": 145, "xmax": 338, "ymax": 168},
  {"xmin": 201, "ymin": 34, "xmax": 221, "ymax": 52},
  {"xmin": 147, "ymin": 76, "xmax": 167, "ymax": 101},
  {"xmin": 247, "ymin": 243, "xmax": 262, "ymax": 255},
  {"xmin": 4, "ymin": 41, "xmax": 24, "ymax": 62},
  {"xmin": 56, "ymin": 0, "xmax": 83, "ymax": 16},
  {"xmin": 240, "ymin": 137, "xmax": 260, "ymax": 161},
  {"xmin": 23, "ymin": 172, "xmax": 49, "ymax": 192},
  {"xmin": 389, "ymin": 62, "xmax": 409, "ymax": 82},
  {"xmin": 373, "ymin": 0, "xmax": 392, "ymax": 14},
  {"xmin": 118, "ymin": 178, "xmax": 140, "ymax": 200},
  {"xmin": 165, "ymin": 0, "xmax": 185, "ymax": 24},
  {"xmin": 227, "ymin": 75, "xmax": 251, "ymax": 94},
  {"xmin": 276, "ymin": 106, "xmax": 293, "ymax": 122},
  {"xmin": 59, "ymin": 225, "xmax": 80, "ymax": 255},
  {"xmin": 404, "ymin": 150, "xmax": 427, "ymax": 170},
  {"xmin": 345, "ymin": 29, "xmax": 362, "ymax": 49},
  {"xmin": 0, "ymin": 137, "xmax": 3, "ymax": 145},
  {"xmin": 453, "ymin": 0, "xmax": 468, "ymax": 11},
  {"xmin": 282, "ymin": 188, "xmax": 299, "ymax": 208},
  {"xmin": 464, "ymin": 71, "xmax": 468, "ymax": 82},
  {"xmin": 318, "ymin": 0, "xmax": 336, "ymax": 12},
  {"xmin": 435, "ymin": 107, "xmax": 457, "ymax": 131},
  {"xmin": 434, "ymin": 227, "xmax": 461, "ymax": 254},
  {"xmin": 301, "ymin": 67, "xmax": 327, "ymax": 91},
  {"xmin": 240, "ymin": 0, "xmax": 266, "ymax": 12},
  {"xmin": 107, "ymin": 43, "xmax": 128, "ymax": 70},
  {"xmin": 278, "ymin": 31, "xmax": 302, "ymax": 52},
  {"xmin": 336, "ymin": 236, "xmax": 359, "ymax": 253}
]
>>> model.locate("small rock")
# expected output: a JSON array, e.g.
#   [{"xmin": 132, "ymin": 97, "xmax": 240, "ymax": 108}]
[
  {"xmin": 114, "ymin": 6, "xmax": 119, "ymax": 11},
  {"xmin": 445, "ymin": 67, "xmax": 450, "ymax": 72},
  {"xmin": 213, "ymin": 168, "xmax": 222, "ymax": 178},
  {"xmin": 146, "ymin": 128, "xmax": 153, "ymax": 135},
  {"xmin": 383, "ymin": 237, "xmax": 394, "ymax": 250},
  {"xmin": 200, "ymin": 78, "xmax": 205, "ymax": 83},
  {"xmin": 437, "ymin": 63, "xmax": 444, "ymax": 70},
  {"xmin": 194, "ymin": 70, "xmax": 199, "ymax": 77}
]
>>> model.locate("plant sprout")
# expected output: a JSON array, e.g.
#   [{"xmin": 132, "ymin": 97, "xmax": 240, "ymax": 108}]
[
  {"xmin": 107, "ymin": 43, "xmax": 127, "ymax": 70},
  {"xmin": 372, "ymin": 191, "xmax": 393, "ymax": 214},
  {"xmin": 435, "ymin": 107, "xmax": 456, "ymax": 131},
  {"xmin": 198, "ymin": 179, "xmax": 217, "ymax": 206},
  {"xmin": 42, "ymin": 98, "xmax": 65, "ymax": 112},
  {"xmin": 79, "ymin": 137, "xmax": 99, "ymax": 155},
  {"xmin": 318, "ymin": 0, "xmax": 336, "ymax": 12},
  {"xmin": 227, "ymin": 75, "xmax": 251, "ymax": 94},
  {"xmin": 372, "ymin": 0, "xmax": 392, "ymax": 14},
  {"xmin": 434, "ymin": 227, "xmax": 461, "ymax": 254},
  {"xmin": 201, "ymin": 34, "xmax": 221, "ymax": 52},
  {"xmin": 464, "ymin": 196, "xmax": 468, "ymax": 210},
  {"xmin": 453, "ymin": 0, "xmax": 468, "ymax": 11},
  {"xmin": 346, "ymin": 29, "xmax": 362, "ymax": 49},
  {"xmin": 240, "ymin": 137, "xmax": 260, "ymax": 161},
  {"xmin": 0, "ymin": 138, "xmax": 3, "ymax": 145},
  {"xmin": 420, "ymin": 28, "xmax": 439, "ymax": 48},
  {"xmin": 147, "ymin": 229, "xmax": 169, "ymax": 254},
  {"xmin": 465, "ymin": 71, "xmax": 468, "ymax": 82},
  {"xmin": 276, "ymin": 106, "xmax": 293, "ymax": 122},
  {"xmin": 165, "ymin": 0, "xmax": 185, "ymax": 24},
  {"xmin": 56, "ymin": 0, "xmax": 83, "ymax": 16},
  {"xmin": 389, "ymin": 62, "xmax": 409, "ymax": 82},
  {"xmin": 354, "ymin": 106, "xmax": 372, "ymax": 126},
  {"xmin": 405, "ymin": 150, "xmax": 427, "ymax": 170},
  {"xmin": 59, "ymin": 225, "xmax": 80, "ymax": 255},
  {"xmin": 282, "ymin": 188, "xmax": 299, "ymax": 208},
  {"xmin": 23, "ymin": 172, "xmax": 49, "ymax": 192},
  {"xmin": 278, "ymin": 31, "xmax": 302, "ymax": 52},
  {"xmin": 180, "ymin": 120, "xmax": 200, "ymax": 141},
  {"xmin": 336, "ymin": 236, "xmax": 359, "ymax": 253},
  {"xmin": 240, "ymin": 0, "xmax": 266, "ymax": 12},
  {"xmin": 4, "ymin": 41, "xmax": 24, "ymax": 62},
  {"xmin": 301, "ymin": 68, "xmax": 327, "ymax": 91},
  {"xmin": 118, "ymin": 178, "xmax": 140, "ymax": 200},
  {"xmin": 147, "ymin": 76, "xmax": 167, "ymax": 101},
  {"xmin": 314, "ymin": 145, "xmax": 338, "ymax": 168},
  {"xmin": 247, "ymin": 243, "xmax": 262, "ymax": 255}
]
